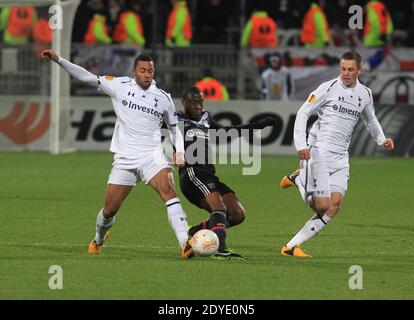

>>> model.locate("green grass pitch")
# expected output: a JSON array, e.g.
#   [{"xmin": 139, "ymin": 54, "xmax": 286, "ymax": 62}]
[{"xmin": 0, "ymin": 152, "xmax": 413, "ymax": 299}]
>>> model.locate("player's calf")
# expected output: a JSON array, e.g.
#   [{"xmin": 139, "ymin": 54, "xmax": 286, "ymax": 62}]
[{"xmin": 208, "ymin": 210, "xmax": 228, "ymax": 252}]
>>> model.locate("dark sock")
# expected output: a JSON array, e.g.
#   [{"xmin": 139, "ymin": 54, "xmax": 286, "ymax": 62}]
[
  {"xmin": 189, "ymin": 220, "xmax": 209, "ymax": 236},
  {"xmin": 208, "ymin": 211, "xmax": 228, "ymax": 252}
]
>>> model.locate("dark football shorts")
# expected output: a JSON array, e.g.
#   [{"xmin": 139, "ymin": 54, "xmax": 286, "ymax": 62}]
[{"xmin": 179, "ymin": 166, "xmax": 234, "ymax": 208}]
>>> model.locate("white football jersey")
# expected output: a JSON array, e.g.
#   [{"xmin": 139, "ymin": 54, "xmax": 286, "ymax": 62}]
[
  {"xmin": 97, "ymin": 76, "xmax": 178, "ymax": 157},
  {"xmin": 294, "ymin": 77, "xmax": 386, "ymax": 153},
  {"xmin": 261, "ymin": 66, "xmax": 293, "ymax": 101}
]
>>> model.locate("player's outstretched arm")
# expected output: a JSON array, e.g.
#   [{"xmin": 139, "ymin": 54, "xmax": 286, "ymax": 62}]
[
  {"xmin": 40, "ymin": 49, "xmax": 98, "ymax": 87},
  {"xmin": 211, "ymin": 116, "xmax": 276, "ymax": 132}
]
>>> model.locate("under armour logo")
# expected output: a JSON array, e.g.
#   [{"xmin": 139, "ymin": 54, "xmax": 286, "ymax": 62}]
[
  {"xmin": 128, "ymin": 92, "xmax": 135, "ymax": 97},
  {"xmin": 154, "ymin": 98, "xmax": 159, "ymax": 108},
  {"xmin": 338, "ymin": 96, "xmax": 344, "ymax": 101}
]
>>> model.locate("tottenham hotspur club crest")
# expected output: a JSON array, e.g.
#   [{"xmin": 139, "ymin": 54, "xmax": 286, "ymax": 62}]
[
  {"xmin": 358, "ymin": 96, "xmax": 362, "ymax": 107},
  {"xmin": 154, "ymin": 98, "xmax": 158, "ymax": 108}
]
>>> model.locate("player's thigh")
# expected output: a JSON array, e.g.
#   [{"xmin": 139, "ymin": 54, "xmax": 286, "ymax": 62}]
[
  {"xmin": 148, "ymin": 167, "xmax": 177, "ymax": 201},
  {"xmin": 329, "ymin": 157, "xmax": 349, "ymax": 196},
  {"xmin": 180, "ymin": 167, "xmax": 223, "ymax": 210},
  {"xmin": 300, "ymin": 147, "xmax": 330, "ymax": 197},
  {"xmin": 105, "ymin": 167, "xmax": 137, "ymax": 211},
  {"xmin": 108, "ymin": 166, "xmax": 139, "ymax": 187},
  {"xmin": 140, "ymin": 151, "xmax": 172, "ymax": 186}
]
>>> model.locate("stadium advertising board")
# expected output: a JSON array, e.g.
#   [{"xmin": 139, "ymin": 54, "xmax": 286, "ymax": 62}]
[{"xmin": 1, "ymin": 96, "xmax": 412, "ymax": 156}]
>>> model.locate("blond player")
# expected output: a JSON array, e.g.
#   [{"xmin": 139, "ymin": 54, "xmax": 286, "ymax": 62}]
[{"xmin": 279, "ymin": 51, "xmax": 394, "ymax": 257}]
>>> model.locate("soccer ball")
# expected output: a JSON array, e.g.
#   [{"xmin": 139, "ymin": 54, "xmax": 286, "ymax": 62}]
[{"xmin": 191, "ymin": 229, "xmax": 219, "ymax": 257}]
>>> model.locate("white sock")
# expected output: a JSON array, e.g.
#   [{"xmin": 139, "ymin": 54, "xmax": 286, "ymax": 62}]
[
  {"xmin": 286, "ymin": 213, "xmax": 330, "ymax": 248},
  {"xmin": 166, "ymin": 198, "xmax": 189, "ymax": 248},
  {"xmin": 94, "ymin": 209, "xmax": 115, "ymax": 244},
  {"xmin": 294, "ymin": 175, "xmax": 312, "ymax": 205}
]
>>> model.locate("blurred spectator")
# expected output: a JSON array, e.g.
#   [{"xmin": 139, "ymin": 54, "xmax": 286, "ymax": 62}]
[
  {"xmin": 382, "ymin": 0, "xmax": 406, "ymax": 30},
  {"xmin": 241, "ymin": 9, "xmax": 278, "ymax": 48},
  {"xmin": 260, "ymin": 52, "xmax": 293, "ymax": 101},
  {"xmin": 363, "ymin": 0, "xmax": 394, "ymax": 47},
  {"xmin": 328, "ymin": 0, "xmax": 356, "ymax": 47},
  {"xmin": 300, "ymin": 1, "xmax": 330, "ymax": 48},
  {"xmin": 0, "ymin": 6, "xmax": 37, "ymax": 45},
  {"xmin": 195, "ymin": 69, "xmax": 229, "ymax": 101},
  {"xmin": 32, "ymin": 9, "xmax": 52, "ymax": 57},
  {"xmin": 194, "ymin": 0, "xmax": 229, "ymax": 44},
  {"xmin": 267, "ymin": 0, "xmax": 303, "ymax": 29},
  {"xmin": 113, "ymin": 3, "xmax": 145, "ymax": 46},
  {"xmin": 165, "ymin": 0, "xmax": 192, "ymax": 47},
  {"xmin": 105, "ymin": 0, "xmax": 122, "ymax": 33},
  {"xmin": 72, "ymin": 0, "xmax": 105, "ymax": 43},
  {"xmin": 84, "ymin": 13, "xmax": 112, "ymax": 44}
]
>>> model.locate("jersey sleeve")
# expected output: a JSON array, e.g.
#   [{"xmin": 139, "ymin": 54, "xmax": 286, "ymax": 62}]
[
  {"xmin": 97, "ymin": 75, "xmax": 119, "ymax": 97},
  {"xmin": 163, "ymin": 93, "xmax": 179, "ymax": 126},
  {"xmin": 361, "ymin": 90, "xmax": 386, "ymax": 145},
  {"xmin": 294, "ymin": 81, "xmax": 331, "ymax": 151},
  {"xmin": 163, "ymin": 93, "xmax": 184, "ymax": 153}
]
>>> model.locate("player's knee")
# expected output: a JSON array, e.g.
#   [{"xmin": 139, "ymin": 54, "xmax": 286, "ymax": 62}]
[
  {"xmin": 227, "ymin": 207, "xmax": 246, "ymax": 227},
  {"xmin": 313, "ymin": 202, "xmax": 329, "ymax": 214}
]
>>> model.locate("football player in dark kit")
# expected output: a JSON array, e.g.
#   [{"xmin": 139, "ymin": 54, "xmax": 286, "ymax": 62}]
[{"xmin": 180, "ymin": 86, "xmax": 275, "ymax": 260}]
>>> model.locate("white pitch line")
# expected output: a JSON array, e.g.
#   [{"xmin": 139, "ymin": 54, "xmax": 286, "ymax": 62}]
[{"xmin": 0, "ymin": 242, "xmax": 176, "ymax": 250}]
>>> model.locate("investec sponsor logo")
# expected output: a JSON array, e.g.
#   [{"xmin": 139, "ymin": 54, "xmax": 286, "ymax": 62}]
[
  {"xmin": 332, "ymin": 104, "xmax": 360, "ymax": 117},
  {"xmin": 121, "ymin": 100, "xmax": 163, "ymax": 120}
]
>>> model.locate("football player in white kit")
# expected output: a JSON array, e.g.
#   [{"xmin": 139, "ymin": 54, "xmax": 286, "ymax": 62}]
[
  {"xmin": 279, "ymin": 51, "xmax": 394, "ymax": 257},
  {"xmin": 41, "ymin": 49, "xmax": 193, "ymax": 257}
]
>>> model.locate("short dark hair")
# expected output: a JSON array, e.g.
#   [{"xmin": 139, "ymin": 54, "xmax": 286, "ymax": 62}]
[
  {"xmin": 133, "ymin": 54, "xmax": 153, "ymax": 68},
  {"xmin": 182, "ymin": 86, "xmax": 201, "ymax": 99},
  {"xmin": 341, "ymin": 51, "xmax": 362, "ymax": 68}
]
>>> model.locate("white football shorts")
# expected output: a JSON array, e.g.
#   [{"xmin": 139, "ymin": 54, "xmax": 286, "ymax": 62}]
[
  {"xmin": 108, "ymin": 149, "xmax": 172, "ymax": 186},
  {"xmin": 299, "ymin": 146, "xmax": 349, "ymax": 197}
]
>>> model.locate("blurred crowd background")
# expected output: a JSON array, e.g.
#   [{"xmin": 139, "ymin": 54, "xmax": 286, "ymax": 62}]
[
  {"xmin": 1, "ymin": 0, "xmax": 413, "ymax": 101},
  {"xmin": 68, "ymin": 0, "xmax": 413, "ymax": 47}
]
